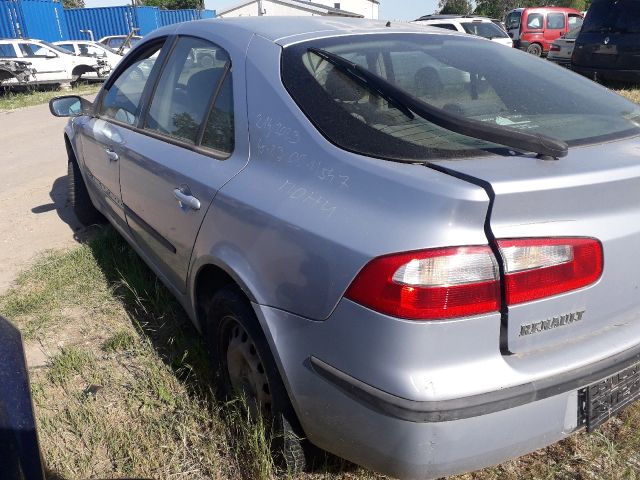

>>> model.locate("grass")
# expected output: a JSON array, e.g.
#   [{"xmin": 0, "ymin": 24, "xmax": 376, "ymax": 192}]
[
  {"xmin": 0, "ymin": 83, "xmax": 100, "ymax": 111},
  {"xmin": 5, "ymin": 227, "xmax": 640, "ymax": 480}
]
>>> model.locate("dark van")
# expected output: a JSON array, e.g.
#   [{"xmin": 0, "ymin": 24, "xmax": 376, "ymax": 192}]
[{"xmin": 573, "ymin": 0, "xmax": 640, "ymax": 83}]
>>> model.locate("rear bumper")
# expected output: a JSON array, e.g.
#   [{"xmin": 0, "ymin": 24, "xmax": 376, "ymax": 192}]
[
  {"xmin": 572, "ymin": 64, "xmax": 640, "ymax": 83},
  {"xmin": 547, "ymin": 56, "xmax": 571, "ymax": 68},
  {"xmin": 254, "ymin": 299, "xmax": 640, "ymax": 478}
]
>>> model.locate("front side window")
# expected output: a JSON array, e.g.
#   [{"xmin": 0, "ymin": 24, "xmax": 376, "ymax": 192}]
[
  {"xmin": 547, "ymin": 13, "xmax": 566, "ymax": 29},
  {"xmin": 100, "ymin": 41, "xmax": 164, "ymax": 126},
  {"xmin": 527, "ymin": 13, "xmax": 543, "ymax": 29},
  {"xmin": 282, "ymin": 34, "xmax": 640, "ymax": 161},
  {"xmin": 145, "ymin": 36, "xmax": 232, "ymax": 148},
  {"xmin": 461, "ymin": 22, "xmax": 510, "ymax": 38},
  {"xmin": 19, "ymin": 43, "xmax": 51, "ymax": 57}
]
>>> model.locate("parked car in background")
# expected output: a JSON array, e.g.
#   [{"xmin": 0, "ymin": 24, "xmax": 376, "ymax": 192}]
[
  {"xmin": 506, "ymin": 7, "xmax": 583, "ymax": 56},
  {"xmin": 0, "ymin": 38, "xmax": 107, "ymax": 87},
  {"xmin": 415, "ymin": 15, "xmax": 513, "ymax": 47},
  {"xmin": 97, "ymin": 35, "xmax": 142, "ymax": 54},
  {"xmin": 572, "ymin": 0, "xmax": 640, "ymax": 83},
  {"xmin": 547, "ymin": 25, "xmax": 581, "ymax": 67},
  {"xmin": 49, "ymin": 17, "xmax": 640, "ymax": 480},
  {"xmin": 54, "ymin": 40, "xmax": 123, "ymax": 75}
]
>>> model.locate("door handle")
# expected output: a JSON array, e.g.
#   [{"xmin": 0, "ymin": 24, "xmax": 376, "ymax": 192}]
[
  {"xmin": 105, "ymin": 149, "xmax": 119, "ymax": 162},
  {"xmin": 173, "ymin": 188, "xmax": 201, "ymax": 211}
]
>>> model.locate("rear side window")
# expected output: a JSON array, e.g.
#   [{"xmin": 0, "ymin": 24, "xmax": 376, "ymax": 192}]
[
  {"xmin": 582, "ymin": 0, "xmax": 640, "ymax": 34},
  {"xmin": 100, "ymin": 41, "xmax": 164, "ymax": 126},
  {"xmin": 505, "ymin": 11, "xmax": 521, "ymax": 29},
  {"xmin": 547, "ymin": 13, "xmax": 566, "ymax": 29},
  {"xmin": 144, "ymin": 36, "xmax": 231, "ymax": 148},
  {"xmin": 57, "ymin": 43, "xmax": 75, "ymax": 53},
  {"xmin": 461, "ymin": 22, "xmax": 509, "ymax": 38},
  {"xmin": 433, "ymin": 24, "xmax": 458, "ymax": 31},
  {"xmin": 527, "ymin": 13, "xmax": 543, "ymax": 29},
  {"xmin": 0, "ymin": 44, "xmax": 15, "ymax": 58}
]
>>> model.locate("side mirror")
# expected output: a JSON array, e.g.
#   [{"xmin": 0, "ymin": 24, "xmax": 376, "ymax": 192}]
[{"xmin": 49, "ymin": 95, "xmax": 91, "ymax": 117}]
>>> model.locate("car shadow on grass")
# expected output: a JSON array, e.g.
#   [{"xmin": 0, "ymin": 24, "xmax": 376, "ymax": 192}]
[{"xmin": 82, "ymin": 225, "xmax": 357, "ymax": 478}]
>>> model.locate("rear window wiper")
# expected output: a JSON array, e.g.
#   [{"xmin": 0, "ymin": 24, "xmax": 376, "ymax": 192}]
[{"xmin": 308, "ymin": 47, "xmax": 568, "ymax": 159}]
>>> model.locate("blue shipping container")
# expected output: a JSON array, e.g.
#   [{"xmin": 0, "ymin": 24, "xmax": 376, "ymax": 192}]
[
  {"xmin": 65, "ymin": 6, "xmax": 137, "ymax": 40},
  {"xmin": 159, "ymin": 8, "xmax": 214, "ymax": 27},
  {"xmin": 0, "ymin": 0, "xmax": 23, "ymax": 38},
  {"xmin": 20, "ymin": 0, "xmax": 67, "ymax": 41}
]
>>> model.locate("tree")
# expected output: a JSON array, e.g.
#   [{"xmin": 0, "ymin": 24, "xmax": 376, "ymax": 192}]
[
  {"xmin": 438, "ymin": 0, "xmax": 473, "ymax": 15},
  {"xmin": 143, "ymin": 0, "xmax": 202, "ymax": 9},
  {"xmin": 62, "ymin": 0, "xmax": 85, "ymax": 8}
]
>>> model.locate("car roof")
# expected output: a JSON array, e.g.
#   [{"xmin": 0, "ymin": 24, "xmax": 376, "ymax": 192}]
[
  {"xmin": 416, "ymin": 17, "xmax": 492, "ymax": 24},
  {"xmin": 169, "ymin": 17, "xmax": 450, "ymax": 47}
]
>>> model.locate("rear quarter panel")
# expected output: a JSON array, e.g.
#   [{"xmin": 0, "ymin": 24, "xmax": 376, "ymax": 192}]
[{"xmin": 188, "ymin": 34, "xmax": 493, "ymax": 322}]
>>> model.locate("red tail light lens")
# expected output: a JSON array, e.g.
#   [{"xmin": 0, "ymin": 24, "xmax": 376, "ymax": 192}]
[
  {"xmin": 345, "ymin": 246, "xmax": 500, "ymax": 320},
  {"xmin": 550, "ymin": 44, "xmax": 561, "ymax": 51},
  {"xmin": 497, "ymin": 238, "xmax": 603, "ymax": 305}
]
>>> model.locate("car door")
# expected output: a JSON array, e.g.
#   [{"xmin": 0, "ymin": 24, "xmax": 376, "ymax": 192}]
[
  {"xmin": 80, "ymin": 39, "xmax": 167, "ymax": 228},
  {"xmin": 16, "ymin": 42, "xmax": 65, "ymax": 82},
  {"xmin": 119, "ymin": 35, "xmax": 244, "ymax": 293},
  {"xmin": 545, "ymin": 11, "xmax": 567, "ymax": 50}
]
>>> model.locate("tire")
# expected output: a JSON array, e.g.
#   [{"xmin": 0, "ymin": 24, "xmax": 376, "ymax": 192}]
[
  {"xmin": 526, "ymin": 43, "xmax": 543, "ymax": 56},
  {"xmin": 68, "ymin": 159, "xmax": 105, "ymax": 226},
  {"xmin": 205, "ymin": 287, "xmax": 312, "ymax": 473}
]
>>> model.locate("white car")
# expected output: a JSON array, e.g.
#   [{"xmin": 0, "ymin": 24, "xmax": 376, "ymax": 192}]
[
  {"xmin": 414, "ymin": 15, "xmax": 514, "ymax": 47},
  {"xmin": 54, "ymin": 40, "xmax": 122, "ymax": 77},
  {"xmin": 97, "ymin": 35, "xmax": 142, "ymax": 54},
  {"xmin": 547, "ymin": 25, "xmax": 581, "ymax": 68},
  {"xmin": 0, "ymin": 38, "xmax": 107, "ymax": 87}
]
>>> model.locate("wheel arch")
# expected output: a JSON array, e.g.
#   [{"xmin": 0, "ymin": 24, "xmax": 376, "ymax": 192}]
[
  {"xmin": 71, "ymin": 64, "xmax": 97, "ymax": 77},
  {"xmin": 192, "ymin": 260, "xmax": 258, "ymax": 333}
]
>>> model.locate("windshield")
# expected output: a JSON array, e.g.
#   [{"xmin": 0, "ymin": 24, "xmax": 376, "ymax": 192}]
[
  {"xmin": 582, "ymin": 0, "xmax": 640, "ymax": 33},
  {"xmin": 282, "ymin": 33, "xmax": 640, "ymax": 161},
  {"xmin": 39, "ymin": 41, "xmax": 73, "ymax": 55},
  {"xmin": 462, "ymin": 22, "xmax": 509, "ymax": 39},
  {"xmin": 505, "ymin": 11, "xmax": 521, "ymax": 29}
]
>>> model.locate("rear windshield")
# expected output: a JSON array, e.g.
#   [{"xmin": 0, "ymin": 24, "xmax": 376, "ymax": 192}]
[
  {"xmin": 565, "ymin": 25, "xmax": 581, "ymax": 39},
  {"xmin": 461, "ymin": 22, "xmax": 510, "ymax": 39},
  {"xmin": 282, "ymin": 33, "xmax": 640, "ymax": 161},
  {"xmin": 582, "ymin": 0, "xmax": 640, "ymax": 33},
  {"xmin": 505, "ymin": 11, "xmax": 521, "ymax": 29}
]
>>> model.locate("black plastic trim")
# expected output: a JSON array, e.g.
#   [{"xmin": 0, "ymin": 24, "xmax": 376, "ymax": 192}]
[
  {"xmin": 310, "ymin": 343, "xmax": 640, "ymax": 423},
  {"xmin": 124, "ymin": 204, "xmax": 176, "ymax": 254}
]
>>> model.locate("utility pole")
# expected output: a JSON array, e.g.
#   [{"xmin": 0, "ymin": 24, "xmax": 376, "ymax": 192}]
[{"xmin": 257, "ymin": 0, "xmax": 265, "ymax": 15}]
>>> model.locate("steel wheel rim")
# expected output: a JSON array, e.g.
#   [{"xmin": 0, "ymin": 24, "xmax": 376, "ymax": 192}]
[{"xmin": 223, "ymin": 316, "xmax": 272, "ymax": 417}]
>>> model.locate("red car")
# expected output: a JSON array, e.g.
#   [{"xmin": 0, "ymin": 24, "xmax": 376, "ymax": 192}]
[{"xmin": 505, "ymin": 7, "xmax": 583, "ymax": 56}]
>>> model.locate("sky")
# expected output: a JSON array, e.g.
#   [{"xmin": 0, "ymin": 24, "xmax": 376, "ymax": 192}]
[{"xmin": 83, "ymin": 0, "xmax": 441, "ymax": 21}]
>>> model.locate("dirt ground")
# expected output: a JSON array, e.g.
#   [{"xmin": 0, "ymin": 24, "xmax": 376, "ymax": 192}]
[{"xmin": 0, "ymin": 102, "xmax": 85, "ymax": 294}]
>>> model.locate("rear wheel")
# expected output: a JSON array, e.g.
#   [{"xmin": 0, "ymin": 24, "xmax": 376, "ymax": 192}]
[
  {"xmin": 68, "ymin": 159, "xmax": 104, "ymax": 226},
  {"xmin": 206, "ymin": 287, "xmax": 311, "ymax": 473},
  {"xmin": 526, "ymin": 43, "xmax": 543, "ymax": 56}
]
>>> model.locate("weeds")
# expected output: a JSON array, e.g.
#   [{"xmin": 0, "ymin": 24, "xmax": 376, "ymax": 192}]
[{"xmin": 0, "ymin": 83, "xmax": 100, "ymax": 111}]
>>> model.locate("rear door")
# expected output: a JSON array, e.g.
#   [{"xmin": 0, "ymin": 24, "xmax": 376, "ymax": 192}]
[
  {"xmin": 118, "ymin": 35, "xmax": 244, "ymax": 293},
  {"xmin": 544, "ymin": 11, "xmax": 566, "ymax": 50}
]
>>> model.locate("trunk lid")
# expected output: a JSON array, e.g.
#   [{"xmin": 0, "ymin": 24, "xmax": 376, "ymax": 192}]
[
  {"xmin": 573, "ymin": 32, "xmax": 640, "ymax": 70},
  {"xmin": 431, "ymin": 136, "xmax": 640, "ymax": 354}
]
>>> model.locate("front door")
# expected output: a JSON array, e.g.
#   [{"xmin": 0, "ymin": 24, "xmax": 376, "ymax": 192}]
[
  {"xmin": 17, "ymin": 42, "xmax": 65, "ymax": 82},
  {"xmin": 118, "ymin": 36, "xmax": 243, "ymax": 293},
  {"xmin": 83, "ymin": 39, "xmax": 166, "ymax": 226}
]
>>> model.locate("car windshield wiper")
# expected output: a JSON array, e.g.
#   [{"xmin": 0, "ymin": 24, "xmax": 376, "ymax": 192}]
[{"xmin": 308, "ymin": 47, "xmax": 568, "ymax": 159}]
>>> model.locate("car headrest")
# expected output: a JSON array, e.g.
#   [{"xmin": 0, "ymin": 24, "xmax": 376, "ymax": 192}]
[{"xmin": 414, "ymin": 66, "xmax": 444, "ymax": 98}]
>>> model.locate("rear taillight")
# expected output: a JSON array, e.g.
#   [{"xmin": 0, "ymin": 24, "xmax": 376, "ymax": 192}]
[
  {"xmin": 497, "ymin": 238, "xmax": 603, "ymax": 305},
  {"xmin": 550, "ymin": 44, "xmax": 561, "ymax": 51},
  {"xmin": 345, "ymin": 246, "xmax": 500, "ymax": 320},
  {"xmin": 345, "ymin": 238, "xmax": 603, "ymax": 320}
]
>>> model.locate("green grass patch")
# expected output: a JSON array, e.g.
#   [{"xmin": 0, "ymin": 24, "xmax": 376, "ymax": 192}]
[
  {"xmin": 102, "ymin": 330, "xmax": 137, "ymax": 352},
  {"xmin": 0, "ymin": 83, "xmax": 100, "ymax": 111},
  {"xmin": 48, "ymin": 347, "xmax": 95, "ymax": 385}
]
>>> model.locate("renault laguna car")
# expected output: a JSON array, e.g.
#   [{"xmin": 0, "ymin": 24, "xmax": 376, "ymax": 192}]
[{"xmin": 49, "ymin": 17, "xmax": 640, "ymax": 479}]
